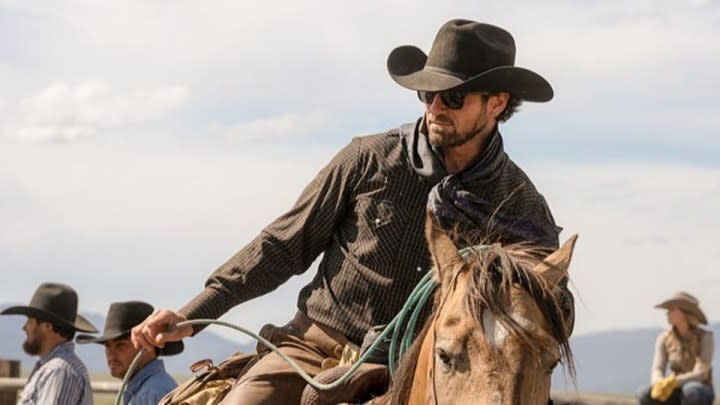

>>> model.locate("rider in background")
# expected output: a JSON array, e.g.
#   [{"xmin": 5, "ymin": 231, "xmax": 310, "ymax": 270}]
[
  {"xmin": 132, "ymin": 18, "xmax": 571, "ymax": 404},
  {"xmin": 77, "ymin": 301, "xmax": 180, "ymax": 405},
  {"xmin": 1, "ymin": 283, "xmax": 97, "ymax": 405},
  {"xmin": 637, "ymin": 292, "xmax": 714, "ymax": 405}
]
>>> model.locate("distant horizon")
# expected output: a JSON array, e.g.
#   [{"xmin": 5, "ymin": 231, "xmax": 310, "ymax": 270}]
[
  {"xmin": 4, "ymin": 302, "xmax": 719, "ymax": 396},
  {"xmin": 0, "ymin": 300, "xmax": 709, "ymax": 344}
]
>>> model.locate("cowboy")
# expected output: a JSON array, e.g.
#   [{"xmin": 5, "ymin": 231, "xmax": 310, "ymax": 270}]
[
  {"xmin": 637, "ymin": 292, "xmax": 714, "ymax": 405},
  {"xmin": 132, "ymin": 19, "xmax": 571, "ymax": 404},
  {"xmin": 78, "ymin": 301, "xmax": 181, "ymax": 405},
  {"xmin": 1, "ymin": 282, "xmax": 97, "ymax": 405}
]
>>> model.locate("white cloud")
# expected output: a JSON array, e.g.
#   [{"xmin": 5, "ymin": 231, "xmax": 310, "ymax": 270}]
[
  {"xmin": 1, "ymin": 82, "xmax": 188, "ymax": 142},
  {"xmin": 531, "ymin": 162, "xmax": 720, "ymax": 335},
  {"xmin": 0, "ymin": 137, "xmax": 336, "ymax": 336},
  {"xmin": 0, "ymin": 0, "xmax": 718, "ymax": 340},
  {"xmin": 516, "ymin": 1, "xmax": 720, "ymax": 73},
  {"xmin": 1, "ymin": 0, "xmax": 718, "ymax": 148},
  {"xmin": 225, "ymin": 111, "xmax": 333, "ymax": 141},
  {"xmin": 0, "ymin": 135, "xmax": 718, "ymax": 337}
]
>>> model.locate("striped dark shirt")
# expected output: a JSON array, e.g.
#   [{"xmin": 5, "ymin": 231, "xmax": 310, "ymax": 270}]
[
  {"xmin": 19, "ymin": 341, "xmax": 93, "ymax": 405},
  {"xmin": 179, "ymin": 124, "xmax": 559, "ymax": 345}
]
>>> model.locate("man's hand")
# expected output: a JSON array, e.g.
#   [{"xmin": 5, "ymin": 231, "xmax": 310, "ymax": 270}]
[{"xmin": 130, "ymin": 310, "xmax": 193, "ymax": 353}]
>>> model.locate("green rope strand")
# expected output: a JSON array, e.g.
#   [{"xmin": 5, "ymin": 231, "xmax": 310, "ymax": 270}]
[{"xmin": 115, "ymin": 246, "xmax": 487, "ymax": 404}]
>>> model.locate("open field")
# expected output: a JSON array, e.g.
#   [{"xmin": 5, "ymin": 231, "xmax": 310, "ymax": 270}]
[
  {"xmin": 552, "ymin": 392, "xmax": 636, "ymax": 404},
  {"xmin": 7, "ymin": 372, "xmax": 718, "ymax": 404},
  {"xmin": 8, "ymin": 374, "xmax": 712, "ymax": 405},
  {"xmin": 90, "ymin": 391, "xmax": 720, "ymax": 405},
  {"xmin": 552, "ymin": 392, "xmax": 720, "ymax": 405},
  {"xmin": 94, "ymin": 394, "xmax": 115, "ymax": 405}
]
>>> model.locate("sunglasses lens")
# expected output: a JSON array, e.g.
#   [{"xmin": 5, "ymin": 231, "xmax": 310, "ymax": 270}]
[
  {"xmin": 417, "ymin": 91, "xmax": 435, "ymax": 104},
  {"xmin": 441, "ymin": 90, "xmax": 466, "ymax": 109},
  {"xmin": 418, "ymin": 90, "xmax": 466, "ymax": 109}
]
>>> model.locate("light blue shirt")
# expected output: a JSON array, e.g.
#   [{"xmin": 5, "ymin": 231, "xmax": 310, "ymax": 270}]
[
  {"xmin": 124, "ymin": 358, "xmax": 178, "ymax": 405},
  {"xmin": 19, "ymin": 341, "xmax": 93, "ymax": 405}
]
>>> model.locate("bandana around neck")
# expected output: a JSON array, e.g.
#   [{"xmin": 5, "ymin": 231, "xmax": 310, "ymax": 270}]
[{"xmin": 400, "ymin": 117, "xmax": 508, "ymax": 231}]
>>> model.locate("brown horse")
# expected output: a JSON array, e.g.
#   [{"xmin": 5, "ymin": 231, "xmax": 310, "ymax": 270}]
[
  {"xmin": 301, "ymin": 213, "xmax": 577, "ymax": 405},
  {"xmin": 372, "ymin": 214, "xmax": 577, "ymax": 405}
]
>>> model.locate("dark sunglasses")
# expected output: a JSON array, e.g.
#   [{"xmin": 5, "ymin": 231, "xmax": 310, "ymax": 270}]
[
  {"xmin": 417, "ymin": 89, "xmax": 468, "ymax": 109},
  {"xmin": 417, "ymin": 90, "xmax": 492, "ymax": 110}
]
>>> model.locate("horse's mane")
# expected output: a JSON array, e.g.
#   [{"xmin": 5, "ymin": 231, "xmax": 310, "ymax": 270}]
[
  {"xmin": 382, "ymin": 242, "xmax": 575, "ymax": 405},
  {"xmin": 464, "ymin": 243, "xmax": 575, "ymax": 374}
]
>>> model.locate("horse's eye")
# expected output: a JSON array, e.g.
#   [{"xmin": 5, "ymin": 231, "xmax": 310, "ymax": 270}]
[
  {"xmin": 435, "ymin": 348, "xmax": 453, "ymax": 370},
  {"xmin": 546, "ymin": 359, "xmax": 560, "ymax": 374},
  {"xmin": 539, "ymin": 349, "xmax": 561, "ymax": 374}
]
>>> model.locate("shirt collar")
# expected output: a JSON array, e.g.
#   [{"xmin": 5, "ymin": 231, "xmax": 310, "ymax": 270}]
[
  {"xmin": 37, "ymin": 341, "xmax": 75, "ymax": 366},
  {"xmin": 401, "ymin": 116, "xmax": 504, "ymax": 183},
  {"xmin": 125, "ymin": 358, "xmax": 165, "ymax": 397}
]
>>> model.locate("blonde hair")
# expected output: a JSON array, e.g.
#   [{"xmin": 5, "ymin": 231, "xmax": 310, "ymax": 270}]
[
  {"xmin": 665, "ymin": 311, "xmax": 703, "ymax": 373},
  {"xmin": 685, "ymin": 311, "xmax": 702, "ymax": 328}
]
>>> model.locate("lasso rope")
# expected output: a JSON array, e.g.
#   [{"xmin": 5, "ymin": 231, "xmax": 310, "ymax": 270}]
[
  {"xmin": 114, "ymin": 273, "xmax": 435, "ymax": 405},
  {"xmin": 115, "ymin": 247, "xmax": 483, "ymax": 405}
]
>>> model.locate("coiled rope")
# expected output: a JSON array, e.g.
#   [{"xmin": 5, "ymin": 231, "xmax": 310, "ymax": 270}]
[{"xmin": 115, "ymin": 247, "xmax": 483, "ymax": 405}]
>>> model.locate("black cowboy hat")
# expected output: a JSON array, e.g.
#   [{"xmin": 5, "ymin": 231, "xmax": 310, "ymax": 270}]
[
  {"xmin": 1, "ymin": 282, "xmax": 97, "ymax": 333},
  {"xmin": 76, "ymin": 301, "xmax": 183, "ymax": 356},
  {"xmin": 387, "ymin": 19, "xmax": 553, "ymax": 102}
]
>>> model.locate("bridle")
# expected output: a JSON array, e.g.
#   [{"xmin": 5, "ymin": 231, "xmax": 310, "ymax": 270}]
[{"xmin": 426, "ymin": 271, "xmax": 561, "ymax": 405}]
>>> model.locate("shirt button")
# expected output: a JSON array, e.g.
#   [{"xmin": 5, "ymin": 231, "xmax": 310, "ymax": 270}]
[
  {"xmin": 374, "ymin": 218, "xmax": 381, "ymax": 225},
  {"xmin": 416, "ymin": 266, "xmax": 422, "ymax": 272}
]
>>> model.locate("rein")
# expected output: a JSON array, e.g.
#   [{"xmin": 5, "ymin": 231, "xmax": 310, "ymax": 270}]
[
  {"xmin": 114, "ymin": 246, "xmax": 508, "ymax": 405},
  {"xmin": 426, "ymin": 305, "xmax": 561, "ymax": 405},
  {"xmin": 423, "ymin": 253, "xmax": 562, "ymax": 405},
  {"xmin": 114, "ymin": 271, "xmax": 440, "ymax": 405}
]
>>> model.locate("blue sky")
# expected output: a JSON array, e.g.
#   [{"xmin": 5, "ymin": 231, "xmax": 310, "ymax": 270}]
[{"xmin": 1, "ymin": 0, "xmax": 719, "ymax": 343}]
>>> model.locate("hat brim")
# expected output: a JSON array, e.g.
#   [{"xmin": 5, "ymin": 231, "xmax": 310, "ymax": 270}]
[
  {"xmin": 655, "ymin": 299, "xmax": 708, "ymax": 325},
  {"xmin": 387, "ymin": 45, "xmax": 554, "ymax": 102},
  {"xmin": 1, "ymin": 306, "xmax": 98, "ymax": 333},
  {"xmin": 76, "ymin": 331, "xmax": 184, "ymax": 356}
]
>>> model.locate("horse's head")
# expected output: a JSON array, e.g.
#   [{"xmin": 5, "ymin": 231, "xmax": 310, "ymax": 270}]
[{"xmin": 398, "ymin": 213, "xmax": 577, "ymax": 405}]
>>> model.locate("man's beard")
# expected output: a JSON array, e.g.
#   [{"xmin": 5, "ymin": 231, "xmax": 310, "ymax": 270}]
[
  {"xmin": 23, "ymin": 336, "xmax": 42, "ymax": 355},
  {"xmin": 429, "ymin": 126, "xmax": 478, "ymax": 148},
  {"xmin": 427, "ymin": 115, "xmax": 489, "ymax": 149},
  {"xmin": 108, "ymin": 363, "xmax": 126, "ymax": 379}
]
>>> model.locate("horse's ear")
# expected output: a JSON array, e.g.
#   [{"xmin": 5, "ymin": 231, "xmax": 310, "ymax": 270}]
[
  {"xmin": 425, "ymin": 211, "xmax": 463, "ymax": 286},
  {"xmin": 533, "ymin": 234, "xmax": 578, "ymax": 286}
]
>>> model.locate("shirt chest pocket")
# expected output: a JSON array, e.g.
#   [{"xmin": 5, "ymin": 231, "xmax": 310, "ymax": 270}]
[
  {"xmin": 352, "ymin": 197, "xmax": 408, "ymax": 267},
  {"xmin": 369, "ymin": 199, "xmax": 397, "ymax": 228}
]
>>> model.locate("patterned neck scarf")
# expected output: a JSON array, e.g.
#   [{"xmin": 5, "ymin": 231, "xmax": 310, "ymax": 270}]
[
  {"xmin": 401, "ymin": 118, "xmax": 508, "ymax": 227},
  {"xmin": 400, "ymin": 117, "xmax": 560, "ymax": 248}
]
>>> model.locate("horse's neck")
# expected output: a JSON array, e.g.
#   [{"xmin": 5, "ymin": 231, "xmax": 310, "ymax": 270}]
[{"xmin": 407, "ymin": 328, "xmax": 435, "ymax": 405}]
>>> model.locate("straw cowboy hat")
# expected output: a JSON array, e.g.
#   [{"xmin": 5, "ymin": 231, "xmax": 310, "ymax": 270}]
[
  {"xmin": 655, "ymin": 291, "xmax": 708, "ymax": 325},
  {"xmin": 77, "ymin": 301, "xmax": 184, "ymax": 356},
  {"xmin": 387, "ymin": 19, "xmax": 553, "ymax": 101},
  {"xmin": 1, "ymin": 282, "xmax": 98, "ymax": 333}
]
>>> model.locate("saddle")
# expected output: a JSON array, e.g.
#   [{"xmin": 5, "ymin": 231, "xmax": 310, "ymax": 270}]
[
  {"xmin": 157, "ymin": 351, "xmax": 259, "ymax": 405},
  {"xmin": 300, "ymin": 363, "xmax": 390, "ymax": 405}
]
